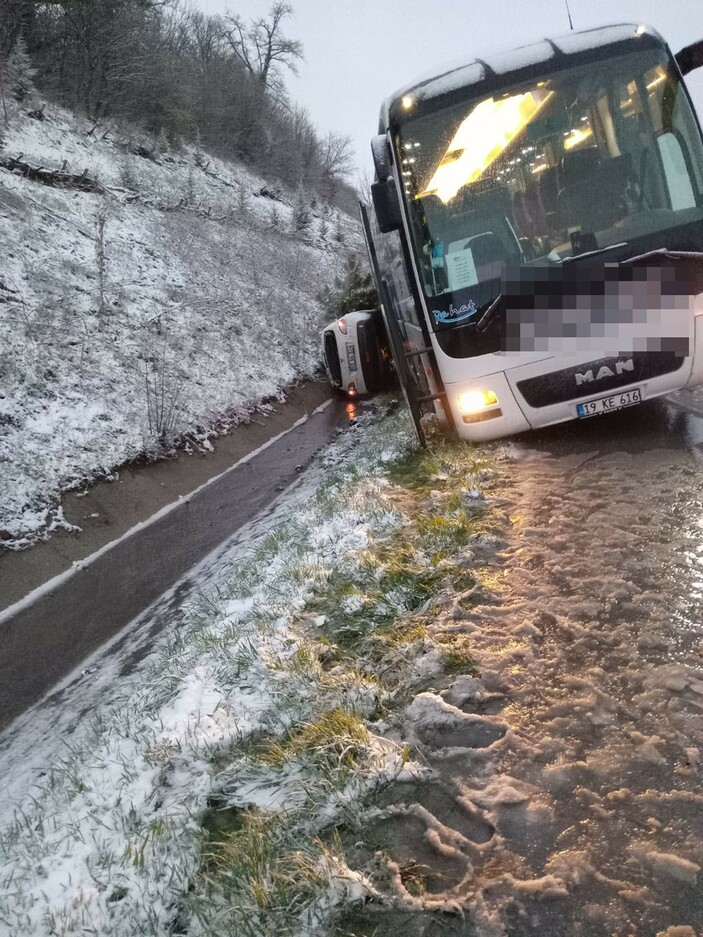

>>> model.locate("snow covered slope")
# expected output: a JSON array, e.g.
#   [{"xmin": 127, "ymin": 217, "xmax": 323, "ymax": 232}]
[{"xmin": 0, "ymin": 104, "xmax": 359, "ymax": 548}]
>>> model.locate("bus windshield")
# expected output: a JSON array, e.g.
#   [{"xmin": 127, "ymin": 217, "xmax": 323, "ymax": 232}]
[{"xmin": 397, "ymin": 47, "xmax": 703, "ymax": 325}]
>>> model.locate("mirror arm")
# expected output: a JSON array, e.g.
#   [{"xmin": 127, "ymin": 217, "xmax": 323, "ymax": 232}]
[{"xmin": 675, "ymin": 39, "xmax": 703, "ymax": 76}]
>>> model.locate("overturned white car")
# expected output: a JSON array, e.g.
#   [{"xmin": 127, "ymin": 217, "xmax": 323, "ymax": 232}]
[{"xmin": 321, "ymin": 309, "xmax": 395, "ymax": 397}]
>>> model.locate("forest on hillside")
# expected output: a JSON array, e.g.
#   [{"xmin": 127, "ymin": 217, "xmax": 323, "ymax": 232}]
[{"xmin": 0, "ymin": 0, "xmax": 358, "ymax": 212}]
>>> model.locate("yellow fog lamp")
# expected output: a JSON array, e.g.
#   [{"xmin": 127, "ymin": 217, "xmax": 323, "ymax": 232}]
[{"xmin": 457, "ymin": 389, "xmax": 499, "ymax": 414}]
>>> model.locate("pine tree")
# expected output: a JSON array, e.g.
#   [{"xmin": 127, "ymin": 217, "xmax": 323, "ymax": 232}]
[
  {"xmin": 340, "ymin": 254, "xmax": 377, "ymax": 313},
  {"xmin": 321, "ymin": 253, "xmax": 378, "ymax": 317},
  {"xmin": 292, "ymin": 186, "xmax": 311, "ymax": 233},
  {"xmin": 0, "ymin": 57, "xmax": 10, "ymax": 124},
  {"xmin": 155, "ymin": 127, "xmax": 169, "ymax": 155},
  {"xmin": 318, "ymin": 204, "xmax": 329, "ymax": 240},
  {"xmin": 334, "ymin": 212, "xmax": 344, "ymax": 244},
  {"xmin": 7, "ymin": 38, "xmax": 36, "ymax": 103},
  {"xmin": 269, "ymin": 203, "xmax": 281, "ymax": 229},
  {"xmin": 237, "ymin": 184, "xmax": 249, "ymax": 216}
]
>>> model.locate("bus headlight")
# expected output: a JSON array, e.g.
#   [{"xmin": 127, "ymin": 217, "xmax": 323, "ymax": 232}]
[{"xmin": 457, "ymin": 390, "xmax": 499, "ymax": 414}]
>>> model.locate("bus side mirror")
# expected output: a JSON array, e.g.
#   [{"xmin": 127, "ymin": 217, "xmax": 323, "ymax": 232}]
[
  {"xmin": 675, "ymin": 39, "xmax": 703, "ymax": 75},
  {"xmin": 371, "ymin": 134, "xmax": 392, "ymax": 182},
  {"xmin": 371, "ymin": 178, "xmax": 402, "ymax": 233}
]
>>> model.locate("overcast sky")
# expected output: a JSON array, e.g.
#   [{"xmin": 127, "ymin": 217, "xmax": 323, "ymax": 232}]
[{"xmin": 197, "ymin": 0, "xmax": 703, "ymax": 178}]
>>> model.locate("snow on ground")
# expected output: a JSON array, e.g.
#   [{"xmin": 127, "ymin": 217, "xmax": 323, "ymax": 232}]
[
  {"xmin": 0, "ymin": 403, "xmax": 419, "ymax": 937},
  {"xmin": 5, "ymin": 387, "xmax": 703, "ymax": 934},
  {"xmin": 0, "ymin": 102, "xmax": 360, "ymax": 548}
]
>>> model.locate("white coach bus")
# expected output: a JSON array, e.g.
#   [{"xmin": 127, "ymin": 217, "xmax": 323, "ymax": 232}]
[{"xmin": 362, "ymin": 23, "xmax": 703, "ymax": 444}]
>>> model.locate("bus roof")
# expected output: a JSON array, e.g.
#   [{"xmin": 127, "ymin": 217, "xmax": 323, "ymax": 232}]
[{"xmin": 380, "ymin": 23, "xmax": 666, "ymax": 130}]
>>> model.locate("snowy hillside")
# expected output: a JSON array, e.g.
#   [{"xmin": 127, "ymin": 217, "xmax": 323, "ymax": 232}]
[{"xmin": 0, "ymin": 103, "xmax": 360, "ymax": 549}]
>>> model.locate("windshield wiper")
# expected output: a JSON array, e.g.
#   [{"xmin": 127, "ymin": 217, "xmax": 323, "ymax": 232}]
[
  {"xmin": 476, "ymin": 295, "xmax": 502, "ymax": 333},
  {"xmin": 560, "ymin": 241, "xmax": 629, "ymax": 264}
]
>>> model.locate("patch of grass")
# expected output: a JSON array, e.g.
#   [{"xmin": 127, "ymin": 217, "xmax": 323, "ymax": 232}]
[
  {"xmin": 315, "ymin": 573, "xmax": 369, "ymax": 609},
  {"xmin": 442, "ymin": 490, "xmax": 465, "ymax": 512},
  {"xmin": 198, "ymin": 811, "xmax": 329, "ymax": 935},
  {"xmin": 415, "ymin": 512, "xmax": 472, "ymax": 559},
  {"xmin": 189, "ymin": 420, "xmax": 502, "ymax": 934},
  {"xmin": 436, "ymin": 635, "xmax": 478, "ymax": 675},
  {"xmin": 387, "ymin": 449, "xmax": 445, "ymax": 492},
  {"xmin": 362, "ymin": 538, "xmax": 446, "ymax": 608},
  {"xmin": 388, "ymin": 433, "xmax": 491, "ymax": 494},
  {"xmin": 258, "ymin": 709, "xmax": 370, "ymax": 770},
  {"xmin": 398, "ymin": 858, "xmax": 431, "ymax": 897},
  {"xmin": 303, "ymin": 453, "xmax": 486, "ymax": 685},
  {"xmin": 201, "ymin": 799, "xmax": 245, "ymax": 840},
  {"xmin": 420, "ymin": 560, "xmax": 476, "ymax": 597},
  {"xmin": 268, "ymin": 643, "xmax": 320, "ymax": 675},
  {"xmin": 309, "ymin": 575, "xmax": 397, "ymax": 653},
  {"xmin": 381, "ymin": 618, "xmax": 428, "ymax": 648}
]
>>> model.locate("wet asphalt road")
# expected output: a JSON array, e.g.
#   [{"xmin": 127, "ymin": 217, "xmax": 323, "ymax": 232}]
[
  {"xmin": 0, "ymin": 397, "xmax": 347, "ymax": 731},
  {"xmin": 513, "ymin": 393, "xmax": 703, "ymax": 459},
  {"xmin": 0, "ymin": 380, "xmax": 336, "ymax": 612}
]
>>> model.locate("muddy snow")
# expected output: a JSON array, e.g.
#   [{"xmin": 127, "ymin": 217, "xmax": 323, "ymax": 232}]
[{"xmin": 338, "ymin": 439, "xmax": 703, "ymax": 936}]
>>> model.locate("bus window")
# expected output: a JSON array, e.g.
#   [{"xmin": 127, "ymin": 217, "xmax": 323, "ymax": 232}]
[
  {"xmin": 596, "ymin": 93, "xmax": 621, "ymax": 157},
  {"xmin": 671, "ymin": 88, "xmax": 703, "ymax": 197},
  {"xmin": 645, "ymin": 65, "xmax": 668, "ymax": 133},
  {"xmin": 658, "ymin": 132, "xmax": 697, "ymax": 209},
  {"xmin": 394, "ymin": 44, "xmax": 703, "ymax": 345}
]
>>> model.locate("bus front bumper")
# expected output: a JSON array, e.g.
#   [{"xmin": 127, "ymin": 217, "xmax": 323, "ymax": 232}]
[{"xmin": 447, "ymin": 310, "xmax": 703, "ymax": 442}]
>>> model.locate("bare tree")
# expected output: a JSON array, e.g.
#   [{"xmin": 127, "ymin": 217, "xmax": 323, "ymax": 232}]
[
  {"xmin": 355, "ymin": 166, "xmax": 374, "ymax": 205},
  {"xmin": 222, "ymin": 2, "xmax": 303, "ymax": 91},
  {"xmin": 95, "ymin": 204, "xmax": 108, "ymax": 319},
  {"xmin": 190, "ymin": 9, "xmax": 226, "ymax": 72},
  {"xmin": 4, "ymin": 0, "xmax": 357, "ymax": 212},
  {"xmin": 0, "ymin": 57, "xmax": 10, "ymax": 124},
  {"xmin": 320, "ymin": 130, "xmax": 354, "ymax": 203}
]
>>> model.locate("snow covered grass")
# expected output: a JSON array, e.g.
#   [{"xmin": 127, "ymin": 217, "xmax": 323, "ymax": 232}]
[
  {"xmin": 0, "ymin": 101, "xmax": 360, "ymax": 548},
  {"xmin": 0, "ymin": 404, "xmax": 501, "ymax": 936}
]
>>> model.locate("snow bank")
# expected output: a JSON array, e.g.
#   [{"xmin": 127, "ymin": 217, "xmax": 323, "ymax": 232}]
[{"xmin": 0, "ymin": 102, "xmax": 360, "ymax": 547}]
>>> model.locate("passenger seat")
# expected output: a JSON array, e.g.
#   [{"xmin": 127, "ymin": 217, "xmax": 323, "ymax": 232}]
[{"xmin": 556, "ymin": 150, "xmax": 632, "ymax": 234}]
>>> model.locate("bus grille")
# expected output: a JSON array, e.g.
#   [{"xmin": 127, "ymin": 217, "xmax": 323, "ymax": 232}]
[
  {"xmin": 323, "ymin": 331, "xmax": 342, "ymax": 387},
  {"xmin": 516, "ymin": 352, "xmax": 686, "ymax": 408}
]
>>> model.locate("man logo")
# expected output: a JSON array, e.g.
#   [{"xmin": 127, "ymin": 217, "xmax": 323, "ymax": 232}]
[{"xmin": 575, "ymin": 358, "xmax": 634, "ymax": 386}]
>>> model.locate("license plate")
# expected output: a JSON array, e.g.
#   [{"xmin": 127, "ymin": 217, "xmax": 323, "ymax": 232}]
[
  {"xmin": 345, "ymin": 343, "xmax": 358, "ymax": 372},
  {"xmin": 576, "ymin": 388, "xmax": 642, "ymax": 418}
]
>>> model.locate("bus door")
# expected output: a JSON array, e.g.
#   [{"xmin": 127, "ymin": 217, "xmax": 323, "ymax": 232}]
[{"xmin": 359, "ymin": 200, "xmax": 446, "ymax": 446}]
